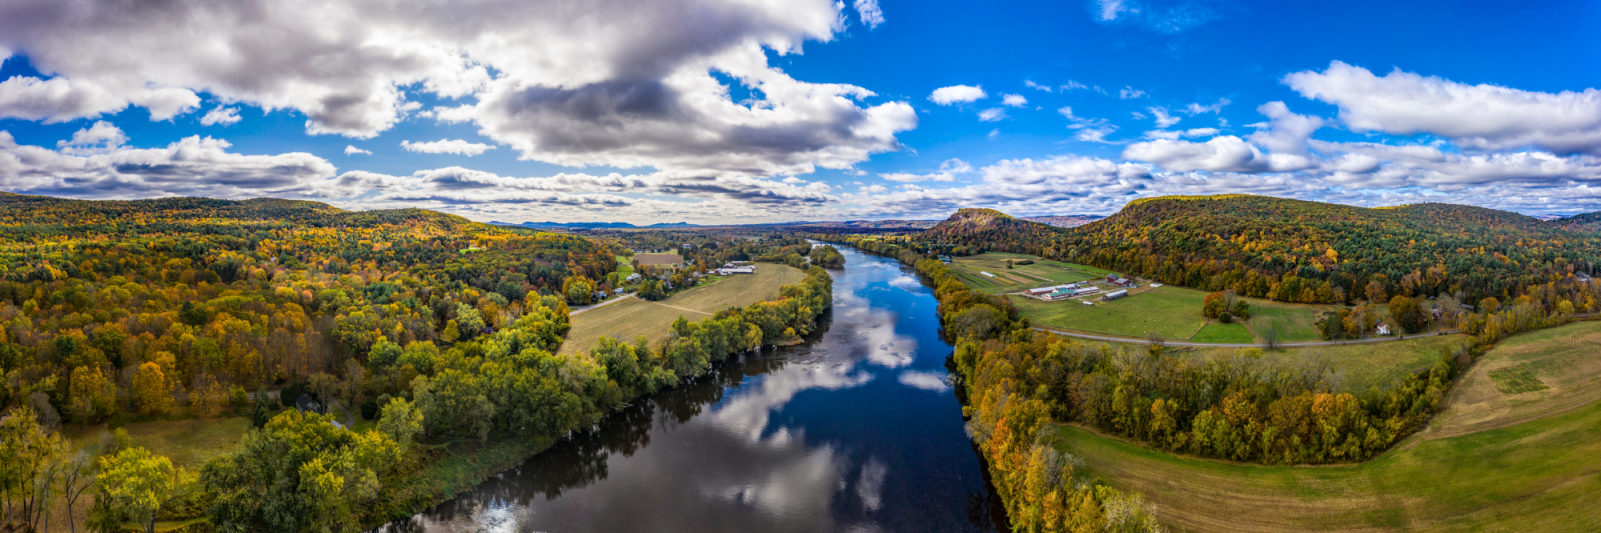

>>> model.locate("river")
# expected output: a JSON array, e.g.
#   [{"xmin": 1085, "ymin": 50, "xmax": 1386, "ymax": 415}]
[{"xmin": 378, "ymin": 246, "xmax": 1003, "ymax": 532}]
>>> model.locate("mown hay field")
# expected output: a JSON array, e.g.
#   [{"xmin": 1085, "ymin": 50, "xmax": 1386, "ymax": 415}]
[{"xmin": 559, "ymin": 264, "xmax": 808, "ymax": 354}]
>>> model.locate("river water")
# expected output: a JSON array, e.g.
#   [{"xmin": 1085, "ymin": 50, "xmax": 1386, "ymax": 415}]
[{"xmin": 379, "ymin": 246, "xmax": 1003, "ymax": 533}]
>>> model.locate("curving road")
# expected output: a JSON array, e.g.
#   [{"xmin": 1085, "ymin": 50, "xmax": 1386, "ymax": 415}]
[{"xmin": 1028, "ymin": 326, "xmax": 1462, "ymax": 348}]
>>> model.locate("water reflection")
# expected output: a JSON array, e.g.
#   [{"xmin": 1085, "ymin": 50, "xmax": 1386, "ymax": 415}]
[{"xmin": 380, "ymin": 246, "xmax": 1003, "ymax": 533}]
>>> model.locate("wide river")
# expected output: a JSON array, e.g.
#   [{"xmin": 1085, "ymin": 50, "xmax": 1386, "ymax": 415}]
[{"xmin": 380, "ymin": 246, "xmax": 1003, "ymax": 532}]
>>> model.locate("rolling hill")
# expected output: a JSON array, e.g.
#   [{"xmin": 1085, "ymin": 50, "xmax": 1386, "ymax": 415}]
[{"xmin": 919, "ymin": 195, "xmax": 1601, "ymax": 303}]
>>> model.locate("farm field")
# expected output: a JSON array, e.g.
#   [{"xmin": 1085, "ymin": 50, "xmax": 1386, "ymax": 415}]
[
  {"xmin": 1429, "ymin": 321, "xmax": 1601, "ymax": 438},
  {"xmin": 560, "ymin": 264, "xmax": 807, "ymax": 354},
  {"xmin": 615, "ymin": 255, "xmax": 635, "ymax": 277},
  {"xmin": 1050, "ymin": 322, "xmax": 1601, "ymax": 533},
  {"xmin": 1014, "ymin": 281, "xmax": 1391, "ymax": 345},
  {"xmin": 634, "ymin": 252, "xmax": 683, "ymax": 267},
  {"xmin": 1015, "ymin": 285, "xmax": 1209, "ymax": 340},
  {"xmin": 947, "ymin": 252, "xmax": 1116, "ymax": 295}
]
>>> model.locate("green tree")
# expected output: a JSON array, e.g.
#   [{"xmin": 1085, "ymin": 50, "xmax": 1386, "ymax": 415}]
[
  {"xmin": 377, "ymin": 397, "xmax": 424, "ymax": 450},
  {"xmin": 95, "ymin": 447, "xmax": 191, "ymax": 533}
]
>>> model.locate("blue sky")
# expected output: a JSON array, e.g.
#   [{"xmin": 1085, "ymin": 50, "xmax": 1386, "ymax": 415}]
[{"xmin": 2, "ymin": 0, "xmax": 1600, "ymax": 223}]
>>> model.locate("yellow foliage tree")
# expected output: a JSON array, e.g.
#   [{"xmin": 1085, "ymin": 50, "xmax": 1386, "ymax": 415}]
[{"xmin": 132, "ymin": 362, "xmax": 174, "ymax": 416}]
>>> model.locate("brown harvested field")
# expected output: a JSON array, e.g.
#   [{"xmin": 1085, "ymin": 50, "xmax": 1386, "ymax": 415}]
[
  {"xmin": 635, "ymin": 252, "xmax": 683, "ymax": 266},
  {"xmin": 560, "ymin": 263, "xmax": 807, "ymax": 354},
  {"xmin": 1428, "ymin": 320, "xmax": 1601, "ymax": 438}
]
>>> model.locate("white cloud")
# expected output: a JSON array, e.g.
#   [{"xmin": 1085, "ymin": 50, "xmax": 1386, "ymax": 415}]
[
  {"xmin": 55, "ymin": 121, "xmax": 127, "ymax": 155},
  {"xmin": 1246, "ymin": 101, "xmax": 1324, "ymax": 155},
  {"xmin": 879, "ymin": 158, "xmax": 970, "ymax": 182},
  {"xmin": 1090, "ymin": 0, "xmax": 1220, "ymax": 33},
  {"xmin": 1184, "ymin": 98, "xmax": 1230, "ymax": 115},
  {"xmin": 853, "ymin": 0, "xmax": 884, "ymax": 29},
  {"xmin": 1286, "ymin": 61, "xmax": 1601, "ymax": 154},
  {"xmin": 0, "ymin": 75, "xmax": 198, "ymax": 122},
  {"xmin": 1149, "ymin": 106, "xmax": 1180, "ymax": 128},
  {"xmin": 989, "ymin": 128, "xmax": 1000, "ymax": 139},
  {"xmin": 0, "ymin": 0, "xmax": 914, "ymax": 175},
  {"xmin": 929, "ymin": 85, "xmax": 986, "ymax": 105},
  {"xmin": 400, "ymin": 139, "xmax": 496, "ymax": 156},
  {"xmin": 345, "ymin": 145, "xmax": 371, "ymax": 155},
  {"xmin": 1001, "ymin": 93, "xmax": 1028, "ymax": 107},
  {"xmin": 978, "ymin": 108, "xmax": 1007, "ymax": 122},
  {"xmin": 1024, "ymin": 80, "xmax": 1052, "ymax": 93},
  {"xmin": 1142, "ymin": 127, "xmax": 1217, "ymax": 141},
  {"xmin": 1123, "ymin": 135, "xmax": 1313, "ymax": 173},
  {"xmin": 1097, "ymin": 0, "xmax": 1130, "ymax": 21},
  {"xmin": 1060, "ymin": 106, "xmax": 1118, "ymax": 143},
  {"xmin": 1062, "ymin": 80, "xmax": 1089, "ymax": 91},
  {"xmin": 200, "ymin": 106, "xmax": 241, "ymax": 126},
  {"xmin": 1120, "ymin": 86, "xmax": 1146, "ymax": 99},
  {"xmin": 898, "ymin": 371, "xmax": 950, "ymax": 392},
  {"xmin": 859, "ymin": 184, "xmax": 887, "ymax": 193}
]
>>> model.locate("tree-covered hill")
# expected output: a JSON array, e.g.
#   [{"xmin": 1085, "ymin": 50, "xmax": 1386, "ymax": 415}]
[
  {"xmin": 920, "ymin": 195, "xmax": 1601, "ymax": 304},
  {"xmin": 917, "ymin": 208, "xmax": 1062, "ymax": 255},
  {"xmin": 1551, "ymin": 211, "xmax": 1601, "ymax": 233}
]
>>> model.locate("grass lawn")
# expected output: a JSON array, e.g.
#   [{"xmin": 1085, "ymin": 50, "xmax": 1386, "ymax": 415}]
[
  {"xmin": 1050, "ymin": 323, "xmax": 1601, "ymax": 533},
  {"xmin": 65, "ymin": 416, "xmax": 253, "ymax": 468},
  {"xmin": 1244, "ymin": 301, "xmax": 1337, "ymax": 342},
  {"xmin": 1190, "ymin": 322, "xmax": 1253, "ymax": 343},
  {"xmin": 560, "ymin": 264, "xmax": 808, "ymax": 354},
  {"xmin": 1017, "ymin": 285, "xmax": 1209, "ymax": 340},
  {"xmin": 615, "ymin": 255, "xmax": 635, "ymax": 277}
]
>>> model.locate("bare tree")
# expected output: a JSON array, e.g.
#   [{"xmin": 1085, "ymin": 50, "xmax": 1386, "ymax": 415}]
[{"xmin": 56, "ymin": 451, "xmax": 95, "ymax": 533}]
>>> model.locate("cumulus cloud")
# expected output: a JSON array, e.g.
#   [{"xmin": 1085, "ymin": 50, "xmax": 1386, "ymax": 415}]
[
  {"xmin": 200, "ymin": 106, "xmax": 242, "ymax": 126},
  {"xmin": 344, "ymin": 145, "xmax": 371, "ymax": 155},
  {"xmin": 978, "ymin": 108, "xmax": 1007, "ymax": 122},
  {"xmin": 1, "ymin": 126, "xmax": 333, "ymax": 199},
  {"xmin": 0, "ymin": 75, "xmax": 198, "ymax": 122},
  {"xmin": 1062, "ymin": 81, "xmax": 1089, "ymax": 91},
  {"xmin": 1286, "ymin": 61, "xmax": 1601, "ymax": 155},
  {"xmin": 1001, "ymin": 93, "xmax": 1028, "ymax": 107},
  {"xmin": 854, "ymin": 0, "xmax": 884, "ymax": 29},
  {"xmin": 0, "ymin": 0, "xmax": 914, "ymax": 174},
  {"xmin": 1120, "ymin": 86, "xmax": 1146, "ymax": 99},
  {"xmin": 929, "ymin": 85, "xmax": 986, "ymax": 105},
  {"xmin": 1024, "ymin": 81, "xmax": 1052, "ymax": 93},
  {"xmin": 880, "ymin": 158, "xmax": 971, "ymax": 182},
  {"xmin": 400, "ymin": 139, "xmax": 496, "ymax": 156},
  {"xmin": 1246, "ymin": 101, "xmax": 1324, "ymax": 155}
]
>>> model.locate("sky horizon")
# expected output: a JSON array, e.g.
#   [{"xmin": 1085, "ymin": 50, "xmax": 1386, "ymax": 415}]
[{"xmin": 2, "ymin": 0, "xmax": 1599, "ymax": 224}]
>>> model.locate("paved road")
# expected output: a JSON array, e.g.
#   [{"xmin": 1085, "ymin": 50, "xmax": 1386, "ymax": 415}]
[{"xmin": 1029, "ymin": 326, "xmax": 1463, "ymax": 348}]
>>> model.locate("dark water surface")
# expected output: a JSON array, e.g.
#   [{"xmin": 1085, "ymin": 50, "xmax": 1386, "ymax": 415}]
[{"xmin": 380, "ymin": 246, "xmax": 1002, "ymax": 532}]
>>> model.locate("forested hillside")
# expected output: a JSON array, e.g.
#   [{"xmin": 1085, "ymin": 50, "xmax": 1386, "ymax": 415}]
[
  {"xmin": 918, "ymin": 195, "xmax": 1601, "ymax": 305},
  {"xmin": 0, "ymin": 193, "xmax": 614, "ymax": 409},
  {"xmin": 0, "ymin": 193, "xmax": 838, "ymax": 532}
]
